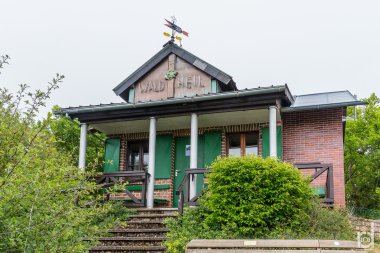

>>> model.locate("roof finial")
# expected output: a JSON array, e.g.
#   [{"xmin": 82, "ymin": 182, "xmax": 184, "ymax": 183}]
[{"xmin": 163, "ymin": 16, "xmax": 189, "ymax": 47}]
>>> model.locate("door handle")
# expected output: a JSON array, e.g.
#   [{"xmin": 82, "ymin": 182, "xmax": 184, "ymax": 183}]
[{"xmin": 175, "ymin": 170, "xmax": 181, "ymax": 176}]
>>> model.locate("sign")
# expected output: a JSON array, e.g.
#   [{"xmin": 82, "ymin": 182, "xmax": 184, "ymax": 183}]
[
  {"xmin": 134, "ymin": 54, "xmax": 211, "ymax": 102},
  {"xmin": 185, "ymin": 145, "xmax": 191, "ymax": 156}
]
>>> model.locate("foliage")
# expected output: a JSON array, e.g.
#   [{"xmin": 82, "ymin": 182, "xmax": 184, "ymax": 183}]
[
  {"xmin": 164, "ymin": 206, "xmax": 232, "ymax": 253},
  {"xmin": 202, "ymin": 155, "xmax": 314, "ymax": 237},
  {"xmin": 165, "ymin": 156, "xmax": 354, "ymax": 253},
  {"xmin": 345, "ymin": 93, "xmax": 380, "ymax": 209},
  {"xmin": 0, "ymin": 56, "xmax": 128, "ymax": 252},
  {"xmin": 50, "ymin": 106, "xmax": 105, "ymax": 171},
  {"xmin": 164, "ymin": 69, "xmax": 178, "ymax": 80}
]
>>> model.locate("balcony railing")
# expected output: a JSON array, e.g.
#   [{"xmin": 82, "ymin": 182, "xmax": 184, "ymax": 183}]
[
  {"xmin": 175, "ymin": 163, "xmax": 334, "ymax": 214},
  {"xmin": 294, "ymin": 162, "xmax": 334, "ymax": 205},
  {"xmin": 96, "ymin": 171, "xmax": 149, "ymax": 207}
]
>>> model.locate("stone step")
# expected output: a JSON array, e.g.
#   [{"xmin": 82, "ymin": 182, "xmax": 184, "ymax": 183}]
[
  {"xmin": 108, "ymin": 228, "xmax": 169, "ymax": 237},
  {"xmin": 128, "ymin": 213, "xmax": 177, "ymax": 221},
  {"xmin": 124, "ymin": 221, "xmax": 166, "ymax": 229},
  {"xmin": 90, "ymin": 245, "xmax": 165, "ymax": 252},
  {"xmin": 96, "ymin": 237, "xmax": 166, "ymax": 247},
  {"xmin": 135, "ymin": 208, "xmax": 178, "ymax": 215}
]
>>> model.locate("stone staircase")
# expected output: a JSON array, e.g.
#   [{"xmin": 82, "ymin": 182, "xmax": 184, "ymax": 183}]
[{"xmin": 90, "ymin": 208, "xmax": 178, "ymax": 253}]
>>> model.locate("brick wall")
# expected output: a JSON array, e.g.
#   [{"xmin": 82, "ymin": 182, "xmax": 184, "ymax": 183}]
[{"xmin": 282, "ymin": 108, "xmax": 346, "ymax": 207}]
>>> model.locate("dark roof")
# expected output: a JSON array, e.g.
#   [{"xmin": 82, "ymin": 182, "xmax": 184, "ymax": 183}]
[
  {"xmin": 282, "ymin": 90, "xmax": 365, "ymax": 112},
  {"xmin": 113, "ymin": 43, "xmax": 237, "ymax": 101},
  {"xmin": 55, "ymin": 85, "xmax": 293, "ymax": 123}
]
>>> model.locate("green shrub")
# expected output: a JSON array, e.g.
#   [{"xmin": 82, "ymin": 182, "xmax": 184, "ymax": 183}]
[
  {"xmin": 164, "ymin": 156, "xmax": 355, "ymax": 252},
  {"xmin": 202, "ymin": 155, "xmax": 314, "ymax": 237},
  {"xmin": 164, "ymin": 206, "xmax": 232, "ymax": 253}
]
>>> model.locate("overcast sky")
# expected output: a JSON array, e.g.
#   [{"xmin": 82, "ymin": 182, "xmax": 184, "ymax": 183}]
[{"xmin": 1, "ymin": 0, "xmax": 379, "ymax": 117}]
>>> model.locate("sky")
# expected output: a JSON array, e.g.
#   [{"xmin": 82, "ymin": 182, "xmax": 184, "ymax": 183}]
[{"xmin": 0, "ymin": 0, "xmax": 379, "ymax": 117}]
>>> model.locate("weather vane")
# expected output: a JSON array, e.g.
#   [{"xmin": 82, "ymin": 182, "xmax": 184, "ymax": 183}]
[{"xmin": 163, "ymin": 16, "xmax": 189, "ymax": 47}]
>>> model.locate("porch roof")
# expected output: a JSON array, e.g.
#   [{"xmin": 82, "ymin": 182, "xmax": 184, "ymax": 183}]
[
  {"xmin": 282, "ymin": 90, "xmax": 366, "ymax": 112},
  {"xmin": 54, "ymin": 85, "xmax": 293, "ymax": 124}
]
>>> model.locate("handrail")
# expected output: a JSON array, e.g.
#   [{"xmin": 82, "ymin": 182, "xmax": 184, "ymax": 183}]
[
  {"xmin": 295, "ymin": 163, "xmax": 334, "ymax": 205},
  {"xmin": 176, "ymin": 168, "xmax": 209, "ymax": 214},
  {"xmin": 176, "ymin": 163, "xmax": 334, "ymax": 213},
  {"xmin": 96, "ymin": 170, "xmax": 149, "ymax": 207}
]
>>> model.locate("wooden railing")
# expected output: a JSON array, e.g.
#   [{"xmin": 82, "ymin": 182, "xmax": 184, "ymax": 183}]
[
  {"xmin": 96, "ymin": 171, "xmax": 149, "ymax": 207},
  {"xmin": 294, "ymin": 163, "xmax": 334, "ymax": 205},
  {"xmin": 176, "ymin": 168, "xmax": 209, "ymax": 214},
  {"xmin": 176, "ymin": 163, "xmax": 335, "ymax": 214}
]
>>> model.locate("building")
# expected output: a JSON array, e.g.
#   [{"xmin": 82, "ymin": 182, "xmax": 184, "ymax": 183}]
[{"xmin": 55, "ymin": 42, "xmax": 364, "ymax": 208}]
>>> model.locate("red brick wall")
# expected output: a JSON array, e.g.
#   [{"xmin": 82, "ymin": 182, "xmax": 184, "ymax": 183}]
[{"xmin": 282, "ymin": 108, "xmax": 345, "ymax": 207}]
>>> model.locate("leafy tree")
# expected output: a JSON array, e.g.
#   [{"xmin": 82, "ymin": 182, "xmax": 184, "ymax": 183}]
[
  {"xmin": 50, "ymin": 106, "xmax": 105, "ymax": 171},
  {"xmin": 345, "ymin": 93, "xmax": 380, "ymax": 210},
  {"xmin": 0, "ymin": 56, "xmax": 126, "ymax": 252}
]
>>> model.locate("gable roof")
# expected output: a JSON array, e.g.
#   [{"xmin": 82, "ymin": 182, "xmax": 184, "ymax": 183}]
[{"xmin": 113, "ymin": 42, "xmax": 237, "ymax": 101}]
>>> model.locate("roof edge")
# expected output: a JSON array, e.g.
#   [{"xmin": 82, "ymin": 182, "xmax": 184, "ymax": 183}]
[
  {"xmin": 55, "ymin": 85, "xmax": 288, "ymax": 116},
  {"xmin": 281, "ymin": 101, "xmax": 367, "ymax": 112}
]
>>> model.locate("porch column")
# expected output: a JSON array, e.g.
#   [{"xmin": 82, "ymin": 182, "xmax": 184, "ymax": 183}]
[
  {"xmin": 78, "ymin": 123, "xmax": 87, "ymax": 170},
  {"xmin": 189, "ymin": 113, "xmax": 198, "ymax": 199},
  {"xmin": 147, "ymin": 117, "xmax": 156, "ymax": 208},
  {"xmin": 269, "ymin": 106, "xmax": 277, "ymax": 157}
]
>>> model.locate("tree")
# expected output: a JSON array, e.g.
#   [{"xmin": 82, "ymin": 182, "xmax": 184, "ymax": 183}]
[
  {"xmin": 50, "ymin": 106, "xmax": 105, "ymax": 171},
  {"xmin": 0, "ymin": 56, "xmax": 125, "ymax": 252},
  {"xmin": 345, "ymin": 93, "xmax": 380, "ymax": 209}
]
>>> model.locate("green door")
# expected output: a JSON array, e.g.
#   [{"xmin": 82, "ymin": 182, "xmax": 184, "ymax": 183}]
[
  {"xmin": 173, "ymin": 132, "xmax": 221, "ymax": 207},
  {"xmin": 173, "ymin": 136, "xmax": 190, "ymax": 207}
]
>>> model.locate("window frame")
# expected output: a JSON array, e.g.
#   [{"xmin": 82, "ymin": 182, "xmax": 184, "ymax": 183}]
[
  {"xmin": 226, "ymin": 132, "xmax": 259, "ymax": 157},
  {"xmin": 126, "ymin": 140, "xmax": 149, "ymax": 171}
]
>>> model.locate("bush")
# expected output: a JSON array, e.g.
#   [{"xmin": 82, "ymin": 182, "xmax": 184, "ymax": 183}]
[
  {"xmin": 202, "ymin": 155, "xmax": 314, "ymax": 237},
  {"xmin": 164, "ymin": 206, "xmax": 231, "ymax": 253},
  {"xmin": 164, "ymin": 156, "xmax": 355, "ymax": 252}
]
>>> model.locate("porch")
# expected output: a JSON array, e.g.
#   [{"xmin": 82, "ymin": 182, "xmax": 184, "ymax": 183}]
[{"xmin": 84, "ymin": 106, "xmax": 281, "ymax": 208}]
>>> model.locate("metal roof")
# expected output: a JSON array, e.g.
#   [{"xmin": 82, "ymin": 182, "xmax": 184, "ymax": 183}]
[
  {"xmin": 55, "ymin": 85, "xmax": 292, "ymax": 115},
  {"xmin": 55, "ymin": 87, "xmax": 364, "ymax": 118},
  {"xmin": 282, "ymin": 90, "xmax": 365, "ymax": 112},
  {"xmin": 113, "ymin": 43, "xmax": 237, "ymax": 101}
]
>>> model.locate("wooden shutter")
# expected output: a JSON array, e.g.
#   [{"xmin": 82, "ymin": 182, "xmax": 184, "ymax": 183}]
[
  {"xmin": 261, "ymin": 126, "xmax": 283, "ymax": 159},
  {"xmin": 154, "ymin": 135, "xmax": 173, "ymax": 179},
  {"xmin": 104, "ymin": 138, "xmax": 120, "ymax": 172}
]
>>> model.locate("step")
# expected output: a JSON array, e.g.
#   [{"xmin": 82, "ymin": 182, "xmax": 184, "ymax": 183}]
[
  {"xmin": 90, "ymin": 245, "xmax": 165, "ymax": 252},
  {"xmin": 96, "ymin": 237, "xmax": 166, "ymax": 247},
  {"xmin": 108, "ymin": 229, "xmax": 169, "ymax": 233},
  {"xmin": 129, "ymin": 214, "xmax": 177, "ymax": 218},
  {"xmin": 108, "ymin": 228, "xmax": 169, "ymax": 237},
  {"xmin": 136, "ymin": 208, "xmax": 178, "ymax": 212},
  {"xmin": 128, "ymin": 213, "xmax": 177, "ymax": 221},
  {"xmin": 97, "ymin": 237, "xmax": 166, "ymax": 241},
  {"xmin": 124, "ymin": 220, "xmax": 166, "ymax": 229},
  {"xmin": 135, "ymin": 208, "xmax": 178, "ymax": 215}
]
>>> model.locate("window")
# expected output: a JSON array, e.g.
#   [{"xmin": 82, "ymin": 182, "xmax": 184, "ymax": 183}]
[
  {"xmin": 127, "ymin": 140, "xmax": 149, "ymax": 171},
  {"xmin": 227, "ymin": 132, "xmax": 258, "ymax": 157}
]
